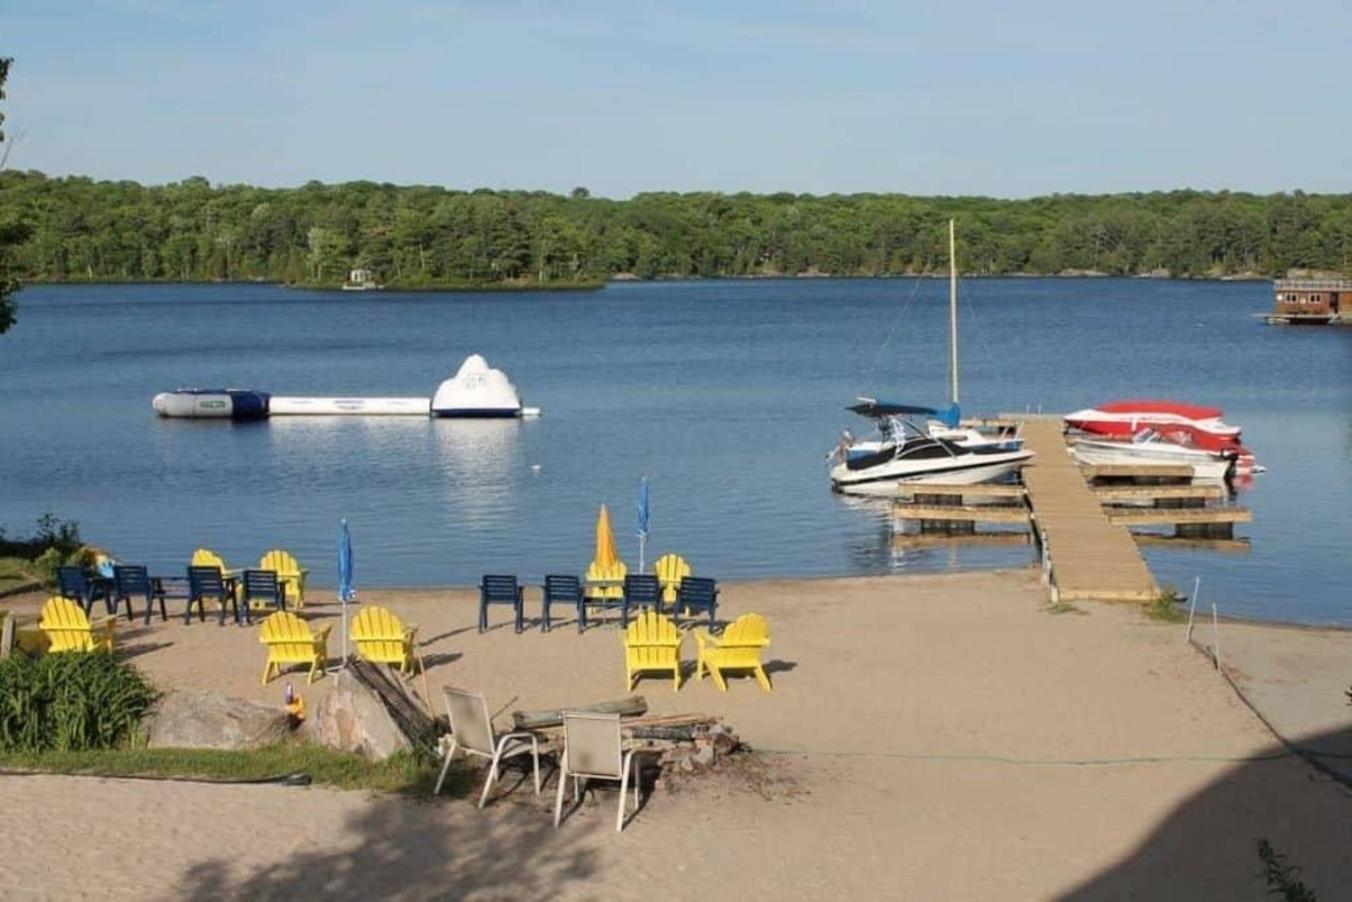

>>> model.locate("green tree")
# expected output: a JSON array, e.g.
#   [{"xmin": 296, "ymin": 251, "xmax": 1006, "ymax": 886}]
[
  {"xmin": 306, "ymin": 226, "xmax": 349, "ymax": 282},
  {"xmin": 0, "ymin": 57, "xmax": 28, "ymax": 333}
]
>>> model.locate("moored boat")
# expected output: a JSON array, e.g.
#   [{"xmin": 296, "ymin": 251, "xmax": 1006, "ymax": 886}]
[
  {"xmin": 1069, "ymin": 429, "xmax": 1237, "ymax": 481},
  {"xmin": 831, "ymin": 417, "xmax": 1034, "ymax": 496},
  {"xmin": 1064, "ymin": 400, "xmax": 1240, "ymax": 442}
]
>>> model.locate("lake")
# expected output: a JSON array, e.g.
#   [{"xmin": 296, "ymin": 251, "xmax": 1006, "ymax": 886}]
[{"xmin": 1, "ymin": 279, "xmax": 1347, "ymax": 624}]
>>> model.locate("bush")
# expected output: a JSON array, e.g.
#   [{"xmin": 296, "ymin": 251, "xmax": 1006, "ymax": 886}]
[
  {"xmin": 0, "ymin": 512, "xmax": 82, "ymax": 561},
  {"xmin": 0, "ymin": 652, "xmax": 158, "ymax": 752},
  {"xmin": 32, "ymin": 546, "xmax": 65, "ymax": 587}
]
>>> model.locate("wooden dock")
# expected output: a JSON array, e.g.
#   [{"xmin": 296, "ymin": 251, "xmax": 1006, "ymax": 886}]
[{"xmin": 1019, "ymin": 421, "xmax": 1159, "ymax": 602}]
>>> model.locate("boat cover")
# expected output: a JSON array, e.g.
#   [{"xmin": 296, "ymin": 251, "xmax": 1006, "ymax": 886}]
[{"xmin": 849, "ymin": 398, "xmax": 961, "ymax": 427}]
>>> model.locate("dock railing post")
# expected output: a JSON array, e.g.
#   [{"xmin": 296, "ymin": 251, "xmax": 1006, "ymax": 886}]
[{"xmin": 1184, "ymin": 576, "xmax": 1201, "ymax": 644}]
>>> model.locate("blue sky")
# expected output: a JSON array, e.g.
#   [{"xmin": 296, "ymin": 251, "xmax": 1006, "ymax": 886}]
[{"xmin": 3, "ymin": 0, "xmax": 1349, "ymax": 197}]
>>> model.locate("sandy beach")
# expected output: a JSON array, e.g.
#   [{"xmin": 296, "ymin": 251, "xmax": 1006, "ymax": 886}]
[{"xmin": 2, "ymin": 569, "xmax": 1349, "ymax": 900}]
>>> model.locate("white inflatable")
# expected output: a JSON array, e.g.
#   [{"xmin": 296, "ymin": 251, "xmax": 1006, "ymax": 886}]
[
  {"xmin": 269, "ymin": 396, "xmax": 430, "ymax": 416},
  {"xmin": 431, "ymin": 354, "xmax": 525, "ymax": 418},
  {"xmin": 153, "ymin": 354, "xmax": 538, "ymax": 419}
]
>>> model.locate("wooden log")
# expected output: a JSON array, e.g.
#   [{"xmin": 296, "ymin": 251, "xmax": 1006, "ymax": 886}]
[
  {"xmin": 511, "ymin": 695, "xmax": 648, "ymax": 731},
  {"xmin": 626, "ymin": 713, "xmax": 717, "ymax": 728},
  {"xmin": 629, "ymin": 725, "xmax": 699, "ymax": 741},
  {"xmin": 348, "ymin": 659, "xmax": 440, "ymax": 755}
]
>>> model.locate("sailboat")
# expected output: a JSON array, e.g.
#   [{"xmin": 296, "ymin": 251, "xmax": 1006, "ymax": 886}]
[{"xmin": 828, "ymin": 220, "xmax": 1033, "ymax": 496}]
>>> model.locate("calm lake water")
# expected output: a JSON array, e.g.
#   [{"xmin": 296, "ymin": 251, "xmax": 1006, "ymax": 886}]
[{"xmin": 1, "ymin": 280, "xmax": 1348, "ymax": 624}]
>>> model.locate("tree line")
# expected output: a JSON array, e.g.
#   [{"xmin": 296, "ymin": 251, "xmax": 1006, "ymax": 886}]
[{"xmin": 1, "ymin": 169, "xmax": 1350, "ymax": 290}]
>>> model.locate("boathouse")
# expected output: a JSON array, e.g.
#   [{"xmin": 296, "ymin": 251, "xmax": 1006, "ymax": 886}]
[{"xmin": 1267, "ymin": 279, "xmax": 1352, "ymax": 324}]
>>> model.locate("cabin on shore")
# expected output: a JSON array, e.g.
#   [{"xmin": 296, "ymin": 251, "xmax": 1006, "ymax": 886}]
[
  {"xmin": 1264, "ymin": 279, "xmax": 1352, "ymax": 325},
  {"xmin": 341, "ymin": 268, "xmax": 383, "ymax": 291}
]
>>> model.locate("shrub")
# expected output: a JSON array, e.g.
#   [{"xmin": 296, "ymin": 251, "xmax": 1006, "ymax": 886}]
[
  {"xmin": 0, "ymin": 512, "xmax": 82, "ymax": 561},
  {"xmin": 0, "ymin": 652, "xmax": 158, "ymax": 752},
  {"xmin": 33, "ymin": 546, "xmax": 65, "ymax": 587}
]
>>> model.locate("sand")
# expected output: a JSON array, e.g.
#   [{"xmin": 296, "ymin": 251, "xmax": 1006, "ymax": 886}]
[{"xmin": 2, "ymin": 570, "xmax": 1349, "ymax": 900}]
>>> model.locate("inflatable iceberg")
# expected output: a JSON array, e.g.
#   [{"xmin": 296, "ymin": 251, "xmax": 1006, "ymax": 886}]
[{"xmin": 431, "ymin": 354, "xmax": 526, "ymax": 418}]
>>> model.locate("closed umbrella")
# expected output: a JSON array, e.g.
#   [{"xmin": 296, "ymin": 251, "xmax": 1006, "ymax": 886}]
[
  {"xmin": 338, "ymin": 518, "xmax": 356, "ymax": 667},
  {"xmin": 636, "ymin": 477, "xmax": 650, "ymax": 574},
  {"xmin": 594, "ymin": 504, "xmax": 618, "ymax": 568}
]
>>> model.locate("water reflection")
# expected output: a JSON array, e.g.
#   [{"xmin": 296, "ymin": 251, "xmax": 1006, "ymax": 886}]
[{"xmin": 430, "ymin": 419, "xmax": 525, "ymax": 528}]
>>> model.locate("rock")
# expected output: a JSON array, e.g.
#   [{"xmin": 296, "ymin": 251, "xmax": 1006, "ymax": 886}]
[
  {"xmin": 145, "ymin": 690, "xmax": 292, "ymax": 750},
  {"xmin": 302, "ymin": 668, "xmax": 414, "ymax": 760},
  {"xmin": 690, "ymin": 744, "xmax": 716, "ymax": 769}
]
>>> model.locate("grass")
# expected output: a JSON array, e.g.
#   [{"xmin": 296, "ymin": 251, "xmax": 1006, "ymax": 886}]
[
  {"xmin": 1143, "ymin": 588, "xmax": 1189, "ymax": 623},
  {"xmin": 0, "ymin": 556, "xmax": 42, "ymax": 594},
  {"xmin": 1044, "ymin": 600, "xmax": 1087, "ymax": 616},
  {"xmin": 0, "ymin": 742, "xmax": 471, "ymax": 798}
]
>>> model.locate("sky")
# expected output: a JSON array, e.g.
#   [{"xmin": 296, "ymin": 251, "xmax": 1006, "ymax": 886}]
[{"xmin": 2, "ymin": 0, "xmax": 1349, "ymax": 198}]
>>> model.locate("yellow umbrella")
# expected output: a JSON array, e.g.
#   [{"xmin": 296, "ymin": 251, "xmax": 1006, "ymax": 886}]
[{"xmin": 593, "ymin": 503, "xmax": 619, "ymax": 568}]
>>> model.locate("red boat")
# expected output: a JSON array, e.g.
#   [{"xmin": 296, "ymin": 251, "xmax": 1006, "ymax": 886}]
[
  {"xmin": 1065, "ymin": 400, "xmax": 1259, "ymax": 474},
  {"xmin": 1064, "ymin": 399, "xmax": 1242, "ymax": 441}
]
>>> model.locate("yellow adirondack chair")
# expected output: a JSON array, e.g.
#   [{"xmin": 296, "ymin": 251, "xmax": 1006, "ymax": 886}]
[
  {"xmin": 351, "ymin": 605, "xmax": 431, "ymax": 708},
  {"xmin": 586, "ymin": 560, "xmax": 628, "ymax": 601},
  {"xmin": 694, "ymin": 613, "xmax": 772, "ymax": 692},
  {"xmin": 653, "ymin": 553, "xmax": 691, "ymax": 605},
  {"xmin": 258, "ymin": 548, "xmax": 309, "ymax": 610},
  {"xmin": 622, "ymin": 610, "xmax": 682, "ymax": 691},
  {"xmin": 38, "ymin": 596, "xmax": 115, "ymax": 653},
  {"xmin": 258, "ymin": 611, "xmax": 331, "ymax": 685},
  {"xmin": 192, "ymin": 547, "xmax": 232, "ymax": 572}
]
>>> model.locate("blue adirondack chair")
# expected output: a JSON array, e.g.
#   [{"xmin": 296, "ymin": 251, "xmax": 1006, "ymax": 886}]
[
  {"xmin": 241, "ymin": 569, "xmax": 288, "ymax": 613},
  {"xmin": 541, "ymin": 574, "xmax": 583, "ymax": 633},
  {"xmin": 479, "ymin": 574, "xmax": 524, "ymax": 633},
  {"xmin": 621, "ymin": 574, "xmax": 662, "ymax": 628},
  {"xmin": 675, "ymin": 576, "xmax": 719, "ymax": 629},
  {"xmin": 187, "ymin": 565, "xmax": 245, "ymax": 626},
  {"xmin": 113, "ymin": 564, "xmax": 167, "ymax": 623},
  {"xmin": 58, "ymin": 566, "xmax": 114, "ymax": 617}
]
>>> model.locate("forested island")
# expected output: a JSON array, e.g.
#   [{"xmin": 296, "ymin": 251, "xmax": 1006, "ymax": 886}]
[{"xmin": 1, "ymin": 170, "xmax": 1349, "ymax": 288}]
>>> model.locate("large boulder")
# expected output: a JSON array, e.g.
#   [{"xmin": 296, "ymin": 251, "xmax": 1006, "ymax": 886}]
[
  {"xmin": 145, "ymin": 690, "xmax": 292, "ymax": 750},
  {"xmin": 302, "ymin": 667, "xmax": 414, "ymax": 760}
]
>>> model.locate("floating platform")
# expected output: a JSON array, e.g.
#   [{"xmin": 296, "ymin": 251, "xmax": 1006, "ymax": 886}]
[{"xmin": 152, "ymin": 355, "xmax": 539, "ymax": 421}]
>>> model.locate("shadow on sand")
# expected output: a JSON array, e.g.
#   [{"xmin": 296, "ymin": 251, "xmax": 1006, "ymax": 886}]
[{"xmin": 1062, "ymin": 725, "xmax": 1352, "ymax": 899}]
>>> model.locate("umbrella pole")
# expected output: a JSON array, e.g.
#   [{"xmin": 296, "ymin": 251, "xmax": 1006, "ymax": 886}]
[{"xmin": 639, "ymin": 533, "xmax": 646, "ymax": 575}]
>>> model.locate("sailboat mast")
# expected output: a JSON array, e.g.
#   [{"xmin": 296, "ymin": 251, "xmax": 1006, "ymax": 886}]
[{"xmin": 948, "ymin": 218, "xmax": 959, "ymax": 406}]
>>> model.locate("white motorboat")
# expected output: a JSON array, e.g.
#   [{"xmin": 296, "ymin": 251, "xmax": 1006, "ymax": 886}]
[
  {"xmin": 1069, "ymin": 429, "xmax": 1236, "ymax": 481},
  {"xmin": 830, "ymin": 418, "xmax": 1034, "ymax": 496},
  {"xmin": 829, "ymin": 220, "xmax": 1031, "ymax": 494}
]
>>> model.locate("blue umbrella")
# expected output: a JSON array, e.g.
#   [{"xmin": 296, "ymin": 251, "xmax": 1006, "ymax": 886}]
[
  {"xmin": 338, "ymin": 518, "xmax": 355, "ymax": 665},
  {"xmin": 636, "ymin": 477, "xmax": 650, "ymax": 573},
  {"xmin": 338, "ymin": 518, "xmax": 355, "ymax": 602}
]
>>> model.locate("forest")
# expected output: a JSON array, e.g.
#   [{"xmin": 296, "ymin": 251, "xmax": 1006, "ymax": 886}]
[{"xmin": 1, "ymin": 170, "xmax": 1350, "ymax": 287}]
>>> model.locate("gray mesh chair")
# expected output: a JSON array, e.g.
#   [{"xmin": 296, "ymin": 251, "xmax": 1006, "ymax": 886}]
[
  {"xmin": 434, "ymin": 686, "xmax": 541, "ymax": 808},
  {"xmin": 552, "ymin": 711, "xmax": 640, "ymax": 832}
]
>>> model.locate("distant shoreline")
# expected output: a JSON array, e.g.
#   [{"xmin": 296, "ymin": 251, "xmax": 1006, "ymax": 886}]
[{"xmin": 16, "ymin": 272, "xmax": 1280, "ymax": 289}]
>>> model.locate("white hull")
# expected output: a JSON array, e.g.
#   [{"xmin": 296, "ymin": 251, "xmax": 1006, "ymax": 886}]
[
  {"xmin": 1070, "ymin": 439, "xmax": 1233, "ymax": 480},
  {"xmin": 830, "ymin": 450, "xmax": 1033, "ymax": 497}
]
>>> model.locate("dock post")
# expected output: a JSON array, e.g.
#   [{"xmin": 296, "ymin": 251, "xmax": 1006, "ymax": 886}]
[{"xmin": 1184, "ymin": 576, "xmax": 1200, "ymax": 644}]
